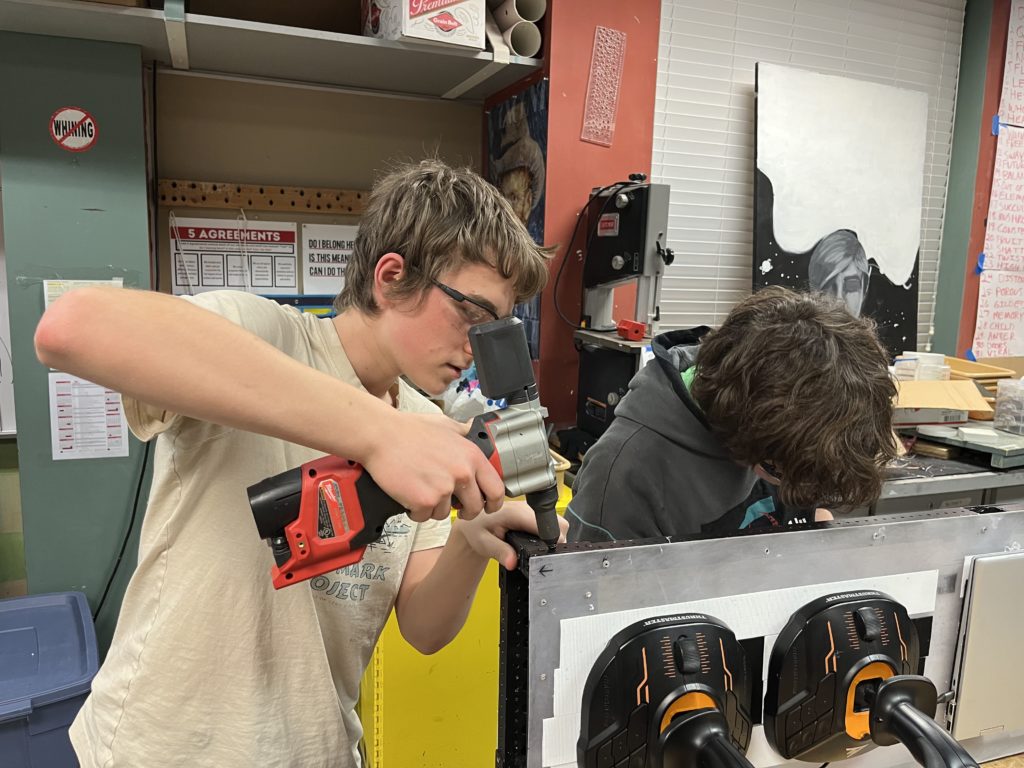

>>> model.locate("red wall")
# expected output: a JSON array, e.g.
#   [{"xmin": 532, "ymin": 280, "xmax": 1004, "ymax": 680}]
[
  {"xmin": 957, "ymin": 0, "xmax": 1011, "ymax": 354},
  {"xmin": 539, "ymin": 0, "xmax": 661, "ymax": 425}
]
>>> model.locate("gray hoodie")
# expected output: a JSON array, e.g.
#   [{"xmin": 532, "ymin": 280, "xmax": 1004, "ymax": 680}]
[{"xmin": 567, "ymin": 328, "xmax": 808, "ymax": 542}]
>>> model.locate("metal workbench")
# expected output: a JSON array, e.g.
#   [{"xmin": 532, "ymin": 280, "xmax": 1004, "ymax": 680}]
[{"xmin": 868, "ymin": 456, "xmax": 1024, "ymax": 515}]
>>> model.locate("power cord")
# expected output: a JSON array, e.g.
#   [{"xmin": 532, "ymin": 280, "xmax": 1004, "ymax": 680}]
[
  {"xmin": 552, "ymin": 181, "xmax": 632, "ymax": 329},
  {"xmin": 93, "ymin": 440, "xmax": 151, "ymax": 622}
]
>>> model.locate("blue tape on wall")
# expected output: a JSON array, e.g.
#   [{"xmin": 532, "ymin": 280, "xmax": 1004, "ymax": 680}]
[
  {"xmin": 993, "ymin": 114, "xmax": 1001, "ymax": 135},
  {"xmin": 976, "ymin": 252, "xmax": 986, "ymax": 274},
  {"xmin": 966, "ymin": 348, "xmax": 978, "ymax": 361}
]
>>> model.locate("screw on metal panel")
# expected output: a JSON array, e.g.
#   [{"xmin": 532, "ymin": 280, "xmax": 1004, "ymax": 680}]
[
  {"xmin": 585, "ymin": 592, "xmax": 592, "ymax": 598},
  {"xmin": 540, "ymin": 599, "xmax": 547, "ymax": 606},
  {"xmin": 602, "ymin": 559, "xmax": 610, "ymax": 568},
  {"xmin": 981, "ymin": 527, "xmax": 988, "ymax": 533},
  {"xmin": 873, "ymin": 528, "xmax": 886, "ymax": 540},
  {"xmin": 764, "ymin": 547, "xmax": 770, "ymax": 555},
  {"xmin": 540, "ymin": 673, "xmax": 547, "ymax": 681}
]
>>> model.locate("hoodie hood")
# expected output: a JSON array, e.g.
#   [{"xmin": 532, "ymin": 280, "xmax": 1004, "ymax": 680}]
[{"xmin": 613, "ymin": 327, "xmax": 732, "ymax": 460}]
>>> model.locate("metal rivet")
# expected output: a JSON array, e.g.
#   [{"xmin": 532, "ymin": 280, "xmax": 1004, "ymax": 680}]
[
  {"xmin": 585, "ymin": 592, "xmax": 592, "ymax": 598},
  {"xmin": 540, "ymin": 599, "xmax": 547, "ymax": 606},
  {"xmin": 602, "ymin": 559, "xmax": 610, "ymax": 568},
  {"xmin": 540, "ymin": 673, "xmax": 547, "ymax": 681}
]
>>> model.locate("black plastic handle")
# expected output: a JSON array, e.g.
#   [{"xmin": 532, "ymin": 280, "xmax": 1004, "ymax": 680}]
[
  {"xmin": 871, "ymin": 677, "xmax": 978, "ymax": 768},
  {"xmin": 886, "ymin": 703, "xmax": 978, "ymax": 768},
  {"xmin": 660, "ymin": 709, "xmax": 754, "ymax": 768},
  {"xmin": 699, "ymin": 732, "xmax": 754, "ymax": 768}
]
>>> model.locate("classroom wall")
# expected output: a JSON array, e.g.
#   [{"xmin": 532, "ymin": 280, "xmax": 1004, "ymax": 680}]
[
  {"xmin": 0, "ymin": 32, "xmax": 151, "ymax": 653},
  {"xmin": 538, "ymin": 0, "xmax": 662, "ymax": 426}
]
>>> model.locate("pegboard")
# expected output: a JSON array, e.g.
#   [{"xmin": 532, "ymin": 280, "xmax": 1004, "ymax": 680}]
[{"xmin": 158, "ymin": 179, "xmax": 368, "ymax": 216}]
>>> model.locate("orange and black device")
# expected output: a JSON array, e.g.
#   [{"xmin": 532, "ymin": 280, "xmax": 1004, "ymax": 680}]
[
  {"xmin": 578, "ymin": 614, "xmax": 754, "ymax": 768},
  {"xmin": 765, "ymin": 591, "xmax": 978, "ymax": 768}
]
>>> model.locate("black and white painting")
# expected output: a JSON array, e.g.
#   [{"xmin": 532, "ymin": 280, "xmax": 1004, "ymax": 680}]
[{"xmin": 753, "ymin": 63, "xmax": 927, "ymax": 357}]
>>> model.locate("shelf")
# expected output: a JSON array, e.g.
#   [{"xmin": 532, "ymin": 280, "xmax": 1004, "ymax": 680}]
[
  {"xmin": 0, "ymin": 0, "xmax": 170, "ymax": 60},
  {"xmin": 0, "ymin": 0, "xmax": 541, "ymax": 102}
]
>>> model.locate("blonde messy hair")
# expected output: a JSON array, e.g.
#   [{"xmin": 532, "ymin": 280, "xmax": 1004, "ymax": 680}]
[{"xmin": 335, "ymin": 158, "xmax": 552, "ymax": 313}]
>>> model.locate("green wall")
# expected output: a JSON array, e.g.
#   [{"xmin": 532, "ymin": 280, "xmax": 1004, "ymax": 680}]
[
  {"xmin": 933, "ymin": 0, "xmax": 993, "ymax": 355},
  {"xmin": 0, "ymin": 32, "xmax": 152, "ymax": 653}
]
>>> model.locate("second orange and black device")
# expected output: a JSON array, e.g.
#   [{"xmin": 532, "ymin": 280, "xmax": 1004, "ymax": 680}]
[
  {"xmin": 765, "ymin": 591, "xmax": 978, "ymax": 768},
  {"xmin": 248, "ymin": 316, "xmax": 560, "ymax": 590}
]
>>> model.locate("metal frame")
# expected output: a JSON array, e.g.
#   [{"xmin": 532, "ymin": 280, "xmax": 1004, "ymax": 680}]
[{"xmin": 498, "ymin": 507, "xmax": 1024, "ymax": 768}]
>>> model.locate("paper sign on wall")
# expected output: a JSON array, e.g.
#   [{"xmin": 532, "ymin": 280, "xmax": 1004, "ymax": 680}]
[
  {"xmin": 170, "ymin": 217, "xmax": 297, "ymax": 296},
  {"xmin": 975, "ymin": 124, "xmax": 1024, "ymax": 356},
  {"xmin": 43, "ymin": 278, "xmax": 124, "ymax": 309},
  {"xmin": 974, "ymin": 270, "xmax": 1024, "ymax": 357},
  {"xmin": 1000, "ymin": 0, "xmax": 1024, "ymax": 127},
  {"xmin": 48, "ymin": 372, "xmax": 129, "ymax": 460},
  {"xmin": 49, "ymin": 106, "xmax": 98, "ymax": 153},
  {"xmin": 301, "ymin": 223, "xmax": 358, "ymax": 295},
  {"xmin": 980, "ymin": 124, "xmax": 1024, "ymax": 272}
]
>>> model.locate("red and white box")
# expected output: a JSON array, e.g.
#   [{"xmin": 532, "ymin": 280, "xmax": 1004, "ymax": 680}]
[{"xmin": 361, "ymin": 0, "xmax": 485, "ymax": 49}]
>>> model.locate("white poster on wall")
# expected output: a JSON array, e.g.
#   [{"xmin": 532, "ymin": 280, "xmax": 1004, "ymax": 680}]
[
  {"xmin": 974, "ymin": 124, "xmax": 1024, "ymax": 356},
  {"xmin": 301, "ymin": 223, "xmax": 358, "ymax": 295},
  {"xmin": 974, "ymin": 270, "xmax": 1024, "ymax": 357},
  {"xmin": 980, "ymin": 123, "xmax": 1024, "ymax": 272},
  {"xmin": 1000, "ymin": 0, "xmax": 1024, "ymax": 127},
  {"xmin": 48, "ymin": 372, "xmax": 129, "ymax": 460},
  {"xmin": 169, "ymin": 217, "xmax": 297, "ymax": 296}
]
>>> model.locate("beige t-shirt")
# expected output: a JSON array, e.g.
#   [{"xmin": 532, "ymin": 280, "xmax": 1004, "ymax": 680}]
[{"xmin": 70, "ymin": 291, "xmax": 450, "ymax": 768}]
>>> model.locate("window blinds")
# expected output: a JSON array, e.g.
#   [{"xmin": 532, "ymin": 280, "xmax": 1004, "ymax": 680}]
[{"xmin": 651, "ymin": 0, "xmax": 965, "ymax": 349}]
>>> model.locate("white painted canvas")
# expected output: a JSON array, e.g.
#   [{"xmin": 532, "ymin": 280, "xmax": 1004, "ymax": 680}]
[
  {"xmin": 754, "ymin": 63, "xmax": 928, "ymax": 355},
  {"xmin": 756, "ymin": 63, "xmax": 927, "ymax": 288}
]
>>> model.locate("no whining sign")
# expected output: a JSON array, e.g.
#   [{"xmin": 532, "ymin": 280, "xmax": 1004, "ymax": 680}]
[{"xmin": 49, "ymin": 106, "xmax": 98, "ymax": 152}]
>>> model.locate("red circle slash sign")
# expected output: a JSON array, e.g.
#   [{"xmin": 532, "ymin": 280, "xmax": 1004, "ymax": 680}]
[{"xmin": 49, "ymin": 106, "xmax": 98, "ymax": 152}]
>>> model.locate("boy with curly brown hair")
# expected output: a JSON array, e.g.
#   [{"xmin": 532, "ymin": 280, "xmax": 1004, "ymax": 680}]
[{"xmin": 567, "ymin": 287, "xmax": 897, "ymax": 542}]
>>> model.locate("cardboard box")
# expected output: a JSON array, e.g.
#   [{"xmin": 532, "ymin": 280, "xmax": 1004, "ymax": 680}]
[
  {"xmin": 977, "ymin": 356, "xmax": 1024, "ymax": 379},
  {"xmin": 361, "ymin": 0, "xmax": 485, "ymax": 49},
  {"xmin": 894, "ymin": 380, "xmax": 993, "ymax": 427}
]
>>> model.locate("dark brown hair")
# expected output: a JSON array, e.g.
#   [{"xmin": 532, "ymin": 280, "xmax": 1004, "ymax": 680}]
[
  {"xmin": 691, "ymin": 287, "xmax": 897, "ymax": 509},
  {"xmin": 336, "ymin": 158, "xmax": 552, "ymax": 313}
]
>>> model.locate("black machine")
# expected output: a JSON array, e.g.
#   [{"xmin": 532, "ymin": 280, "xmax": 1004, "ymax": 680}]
[
  {"xmin": 579, "ymin": 613, "xmax": 755, "ymax": 768},
  {"xmin": 575, "ymin": 177, "xmax": 674, "ymax": 440},
  {"xmin": 765, "ymin": 591, "xmax": 978, "ymax": 768}
]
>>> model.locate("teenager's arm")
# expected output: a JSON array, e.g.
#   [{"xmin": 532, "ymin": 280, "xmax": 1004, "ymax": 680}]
[
  {"xmin": 394, "ymin": 502, "xmax": 567, "ymax": 654},
  {"xmin": 35, "ymin": 286, "xmax": 503, "ymax": 520}
]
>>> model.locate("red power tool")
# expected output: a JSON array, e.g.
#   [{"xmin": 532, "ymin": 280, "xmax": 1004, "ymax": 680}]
[{"xmin": 248, "ymin": 316, "xmax": 560, "ymax": 589}]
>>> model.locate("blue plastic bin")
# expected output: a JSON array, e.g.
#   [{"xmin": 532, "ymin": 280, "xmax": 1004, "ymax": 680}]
[{"xmin": 0, "ymin": 592, "xmax": 98, "ymax": 767}]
